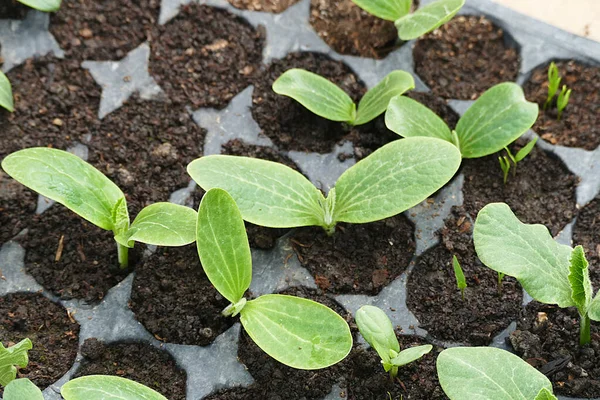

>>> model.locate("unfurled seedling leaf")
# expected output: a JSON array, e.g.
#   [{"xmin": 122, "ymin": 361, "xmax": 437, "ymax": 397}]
[
  {"xmin": 498, "ymin": 137, "xmax": 538, "ymax": 184},
  {"xmin": 188, "ymin": 137, "xmax": 461, "ymax": 235},
  {"xmin": 0, "ymin": 339, "xmax": 32, "ymax": 386},
  {"xmin": 557, "ymin": 85, "xmax": 572, "ymax": 121},
  {"xmin": 272, "ymin": 69, "xmax": 414, "ymax": 125},
  {"xmin": 544, "ymin": 62, "xmax": 561, "ymax": 111},
  {"xmin": 386, "ymin": 82, "xmax": 539, "ymax": 159},
  {"xmin": 437, "ymin": 347, "xmax": 555, "ymax": 400},
  {"xmin": 351, "ymin": 0, "xmax": 411, "ymax": 21},
  {"xmin": 0, "ymin": 71, "xmax": 14, "ymax": 112},
  {"xmin": 197, "ymin": 189, "xmax": 353, "ymax": 369},
  {"xmin": 355, "ymin": 305, "xmax": 432, "ymax": 378},
  {"xmin": 61, "ymin": 375, "xmax": 167, "ymax": 400},
  {"xmin": 2, "ymin": 148, "xmax": 197, "ymax": 269},
  {"xmin": 452, "ymin": 255, "xmax": 467, "ymax": 300},
  {"xmin": 3, "ymin": 379, "xmax": 43, "ymax": 400},
  {"xmin": 16, "ymin": 0, "xmax": 61, "ymax": 12}
]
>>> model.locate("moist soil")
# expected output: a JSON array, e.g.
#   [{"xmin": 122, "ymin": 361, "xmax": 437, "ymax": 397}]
[
  {"xmin": 523, "ymin": 60, "xmax": 600, "ymax": 150},
  {"xmin": 413, "ymin": 15, "xmax": 520, "ymax": 100},
  {"xmin": 129, "ymin": 244, "xmax": 233, "ymax": 346},
  {"xmin": 18, "ymin": 206, "xmax": 139, "ymax": 303},
  {"xmin": 292, "ymin": 214, "xmax": 416, "ymax": 295},
  {"xmin": 509, "ymin": 302, "xmax": 600, "ymax": 398},
  {"xmin": 0, "ymin": 293, "xmax": 79, "ymax": 395},
  {"xmin": 0, "ymin": 0, "xmax": 28, "ymax": 19},
  {"xmin": 227, "ymin": 0, "xmax": 300, "ymax": 13},
  {"xmin": 407, "ymin": 207, "xmax": 522, "ymax": 345},
  {"xmin": 149, "ymin": 4, "xmax": 265, "ymax": 109},
  {"xmin": 74, "ymin": 338, "xmax": 187, "ymax": 400},
  {"xmin": 573, "ymin": 196, "xmax": 600, "ymax": 267},
  {"xmin": 462, "ymin": 141, "xmax": 578, "ymax": 237},
  {"xmin": 0, "ymin": 170, "xmax": 36, "ymax": 244},
  {"xmin": 49, "ymin": 0, "xmax": 160, "ymax": 61}
]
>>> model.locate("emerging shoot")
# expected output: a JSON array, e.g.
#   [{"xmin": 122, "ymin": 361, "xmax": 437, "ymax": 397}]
[
  {"xmin": 452, "ymin": 255, "xmax": 467, "ymax": 300},
  {"xmin": 557, "ymin": 84, "xmax": 572, "ymax": 121},
  {"xmin": 0, "ymin": 339, "xmax": 32, "ymax": 386},
  {"xmin": 0, "ymin": 71, "xmax": 13, "ymax": 112},
  {"xmin": 544, "ymin": 62, "xmax": 561, "ymax": 111},
  {"xmin": 497, "ymin": 137, "xmax": 538, "ymax": 184}
]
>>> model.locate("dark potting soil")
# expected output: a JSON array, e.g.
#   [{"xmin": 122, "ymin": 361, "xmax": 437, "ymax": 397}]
[
  {"xmin": 49, "ymin": 0, "xmax": 159, "ymax": 61},
  {"xmin": 413, "ymin": 15, "xmax": 520, "ymax": 100},
  {"xmin": 149, "ymin": 4, "xmax": 264, "ymax": 109},
  {"xmin": 462, "ymin": 142, "xmax": 578, "ymax": 237},
  {"xmin": 523, "ymin": 60, "xmax": 600, "ymax": 150},
  {"xmin": 227, "ymin": 0, "xmax": 300, "ymax": 13},
  {"xmin": 19, "ymin": 206, "xmax": 139, "ymax": 303},
  {"xmin": 74, "ymin": 338, "xmax": 187, "ymax": 400},
  {"xmin": 509, "ymin": 302, "xmax": 600, "ymax": 398},
  {"xmin": 407, "ymin": 207, "xmax": 522, "ymax": 345},
  {"xmin": 573, "ymin": 196, "xmax": 600, "ymax": 268},
  {"xmin": 0, "ymin": 170, "xmax": 36, "ymax": 244},
  {"xmin": 292, "ymin": 215, "xmax": 415, "ymax": 295},
  {"xmin": 0, "ymin": 293, "xmax": 79, "ymax": 395},
  {"xmin": 0, "ymin": 0, "xmax": 28, "ymax": 19},
  {"xmin": 129, "ymin": 244, "xmax": 233, "ymax": 346}
]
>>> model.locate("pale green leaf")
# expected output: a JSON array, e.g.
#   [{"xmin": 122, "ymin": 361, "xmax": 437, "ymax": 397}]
[
  {"xmin": 455, "ymin": 82, "xmax": 539, "ymax": 158},
  {"xmin": 437, "ymin": 347, "xmax": 553, "ymax": 400},
  {"xmin": 452, "ymin": 255, "xmax": 467, "ymax": 292},
  {"xmin": 196, "ymin": 188, "xmax": 252, "ymax": 304},
  {"xmin": 395, "ymin": 0, "xmax": 465, "ymax": 40},
  {"xmin": 0, "ymin": 71, "xmax": 14, "ymax": 112},
  {"xmin": 354, "ymin": 70, "xmax": 415, "ymax": 125},
  {"xmin": 272, "ymin": 69, "xmax": 356, "ymax": 122},
  {"xmin": 240, "ymin": 294, "xmax": 352, "ymax": 369},
  {"xmin": 588, "ymin": 291, "xmax": 600, "ymax": 321},
  {"xmin": 385, "ymin": 95, "xmax": 454, "ymax": 143},
  {"xmin": 334, "ymin": 137, "xmax": 461, "ymax": 223},
  {"xmin": 514, "ymin": 137, "xmax": 538, "ymax": 162},
  {"xmin": 0, "ymin": 339, "xmax": 32, "ymax": 386},
  {"xmin": 355, "ymin": 305, "xmax": 399, "ymax": 364},
  {"xmin": 569, "ymin": 245, "xmax": 593, "ymax": 315},
  {"xmin": 17, "ymin": 0, "xmax": 61, "ymax": 12},
  {"xmin": 2, "ymin": 148, "xmax": 125, "ymax": 231},
  {"xmin": 351, "ymin": 0, "xmax": 411, "ymax": 21},
  {"xmin": 187, "ymin": 155, "xmax": 325, "ymax": 228},
  {"xmin": 391, "ymin": 344, "xmax": 433, "ymax": 367},
  {"xmin": 535, "ymin": 387, "xmax": 558, "ymax": 400},
  {"xmin": 473, "ymin": 203, "xmax": 574, "ymax": 307},
  {"xmin": 3, "ymin": 379, "xmax": 43, "ymax": 400},
  {"xmin": 61, "ymin": 375, "xmax": 167, "ymax": 400}
]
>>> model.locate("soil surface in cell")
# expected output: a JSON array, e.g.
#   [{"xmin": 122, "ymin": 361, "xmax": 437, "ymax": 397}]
[
  {"xmin": 0, "ymin": 170, "xmax": 36, "ymax": 244},
  {"xmin": 509, "ymin": 302, "xmax": 600, "ymax": 398},
  {"xmin": 0, "ymin": 293, "xmax": 80, "ymax": 395},
  {"xmin": 413, "ymin": 15, "xmax": 520, "ymax": 100},
  {"xmin": 524, "ymin": 60, "xmax": 600, "ymax": 150},
  {"xmin": 130, "ymin": 244, "xmax": 233, "ymax": 345},
  {"xmin": 407, "ymin": 207, "xmax": 522, "ymax": 345},
  {"xmin": 292, "ymin": 214, "xmax": 415, "ymax": 295},
  {"xmin": 227, "ymin": 0, "xmax": 300, "ymax": 13},
  {"xmin": 150, "ymin": 4, "xmax": 264, "ymax": 109},
  {"xmin": 74, "ymin": 338, "xmax": 187, "ymax": 400},
  {"xmin": 0, "ymin": 0, "xmax": 28, "ymax": 19},
  {"xmin": 462, "ymin": 142, "xmax": 578, "ymax": 237},
  {"xmin": 573, "ymin": 196, "xmax": 600, "ymax": 267},
  {"xmin": 19, "ymin": 206, "xmax": 138, "ymax": 303}
]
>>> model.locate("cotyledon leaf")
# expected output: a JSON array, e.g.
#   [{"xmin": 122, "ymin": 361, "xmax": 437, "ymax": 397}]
[
  {"xmin": 589, "ymin": 292, "xmax": 600, "ymax": 321},
  {"xmin": 0, "ymin": 339, "xmax": 32, "ymax": 386},
  {"xmin": 391, "ymin": 344, "xmax": 433, "ymax": 367},
  {"xmin": 17, "ymin": 0, "xmax": 62, "ymax": 12},
  {"xmin": 568, "ymin": 245, "xmax": 593, "ymax": 315},
  {"xmin": 3, "ymin": 379, "xmax": 44, "ymax": 400},
  {"xmin": 0, "ymin": 70, "xmax": 14, "ymax": 112},
  {"xmin": 535, "ymin": 387, "xmax": 558, "ymax": 400},
  {"xmin": 61, "ymin": 375, "xmax": 168, "ymax": 400},
  {"xmin": 355, "ymin": 305, "xmax": 399, "ymax": 364},
  {"xmin": 351, "ymin": 0, "xmax": 411, "ymax": 21},
  {"xmin": 385, "ymin": 95, "xmax": 454, "ymax": 143},
  {"xmin": 395, "ymin": 0, "xmax": 465, "ymax": 41}
]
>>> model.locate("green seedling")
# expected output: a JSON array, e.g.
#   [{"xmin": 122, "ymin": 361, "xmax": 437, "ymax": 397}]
[
  {"xmin": 0, "ymin": 339, "xmax": 32, "ymax": 386},
  {"xmin": 197, "ymin": 188, "xmax": 353, "ymax": 369},
  {"xmin": 355, "ymin": 305, "xmax": 432, "ymax": 378},
  {"xmin": 474, "ymin": 202, "xmax": 600, "ymax": 346},
  {"xmin": 61, "ymin": 375, "xmax": 167, "ymax": 400},
  {"xmin": 386, "ymin": 82, "xmax": 539, "ymax": 160},
  {"xmin": 557, "ymin": 84, "xmax": 572, "ymax": 121},
  {"xmin": 452, "ymin": 255, "xmax": 467, "ymax": 300},
  {"xmin": 273, "ymin": 69, "xmax": 414, "ymax": 126},
  {"xmin": 188, "ymin": 137, "xmax": 461, "ymax": 236},
  {"xmin": 1, "ymin": 147, "xmax": 197, "ymax": 269},
  {"xmin": 0, "ymin": 71, "xmax": 13, "ymax": 112},
  {"xmin": 437, "ymin": 347, "xmax": 557, "ymax": 400},
  {"xmin": 3, "ymin": 379, "xmax": 43, "ymax": 400},
  {"xmin": 498, "ymin": 137, "xmax": 538, "ymax": 184},
  {"xmin": 351, "ymin": 0, "xmax": 465, "ymax": 41},
  {"xmin": 544, "ymin": 62, "xmax": 561, "ymax": 111},
  {"xmin": 15, "ymin": 0, "xmax": 61, "ymax": 12}
]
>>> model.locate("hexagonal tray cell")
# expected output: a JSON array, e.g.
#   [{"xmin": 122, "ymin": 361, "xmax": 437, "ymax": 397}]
[{"xmin": 227, "ymin": 0, "xmax": 300, "ymax": 13}]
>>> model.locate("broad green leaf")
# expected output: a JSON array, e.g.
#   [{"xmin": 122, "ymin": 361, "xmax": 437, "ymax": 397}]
[
  {"xmin": 188, "ymin": 155, "xmax": 325, "ymax": 228},
  {"xmin": 3, "ymin": 379, "xmax": 43, "ymax": 400},
  {"xmin": 354, "ymin": 70, "xmax": 415, "ymax": 125},
  {"xmin": 355, "ymin": 305, "xmax": 399, "ymax": 363},
  {"xmin": 455, "ymin": 82, "xmax": 539, "ymax": 158},
  {"xmin": 437, "ymin": 347, "xmax": 553, "ymax": 400},
  {"xmin": 272, "ymin": 69, "xmax": 356, "ymax": 122},
  {"xmin": 240, "ymin": 294, "xmax": 352, "ymax": 369},
  {"xmin": 2, "ymin": 148, "xmax": 125, "ymax": 231},
  {"xmin": 535, "ymin": 387, "xmax": 558, "ymax": 400},
  {"xmin": 61, "ymin": 375, "xmax": 167, "ymax": 400},
  {"xmin": 334, "ymin": 137, "xmax": 461, "ymax": 223},
  {"xmin": 391, "ymin": 344, "xmax": 433, "ymax": 367},
  {"xmin": 385, "ymin": 95, "xmax": 454, "ymax": 143},
  {"xmin": 395, "ymin": 0, "xmax": 465, "ymax": 40},
  {"xmin": 588, "ymin": 292, "xmax": 600, "ymax": 321},
  {"xmin": 351, "ymin": 0, "xmax": 411, "ymax": 21},
  {"xmin": 0, "ymin": 339, "xmax": 32, "ymax": 386},
  {"xmin": 0, "ymin": 71, "xmax": 14, "ymax": 112},
  {"xmin": 474, "ymin": 203, "xmax": 574, "ymax": 307},
  {"xmin": 197, "ymin": 188, "xmax": 252, "ymax": 304},
  {"xmin": 17, "ymin": 0, "xmax": 61, "ymax": 12},
  {"xmin": 569, "ymin": 245, "xmax": 593, "ymax": 315}
]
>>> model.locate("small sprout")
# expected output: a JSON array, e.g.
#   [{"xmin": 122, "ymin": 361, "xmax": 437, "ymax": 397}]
[
  {"xmin": 544, "ymin": 62, "xmax": 561, "ymax": 111},
  {"xmin": 273, "ymin": 69, "xmax": 415, "ymax": 126},
  {"xmin": 0, "ymin": 338, "xmax": 32, "ymax": 387},
  {"xmin": 355, "ymin": 305, "xmax": 432, "ymax": 378},
  {"xmin": 497, "ymin": 137, "xmax": 538, "ymax": 184},
  {"xmin": 498, "ymin": 272, "xmax": 505, "ymax": 293},
  {"xmin": 61, "ymin": 375, "xmax": 168, "ymax": 400},
  {"xmin": 452, "ymin": 255, "xmax": 467, "ymax": 300},
  {"xmin": 498, "ymin": 155, "xmax": 511, "ymax": 184},
  {"xmin": 16, "ymin": 0, "xmax": 61, "ymax": 12},
  {"xmin": 0, "ymin": 71, "xmax": 13, "ymax": 112},
  {"xmin": 557, "ymin": 85, "xmax": 572, "ymax": 121},
  {"xmin": 3, "ymin": 379, "xmax": 43, "ymax": 400}
]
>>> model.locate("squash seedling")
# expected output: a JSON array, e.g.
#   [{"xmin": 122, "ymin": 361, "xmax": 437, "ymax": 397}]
[
  {"xmin": 188, "ymin": 137, "xmax": 461, "ymax": 236},
  {"xmin": 1, "ymin": 147, "xmax": 197, "ymax": 269},
  {"xmin": 498, "ymin": 137, "xmax": 538, "ymax": 184},
  {"xmin": 452, "ymin": 255, "xmax": 467, "ymax": 300},
  {"xmin": 474, "ymin": 202, "xmax": 600, "ymax": 346},
  {"xmin": 197, "ymin": 188, "xmax": 353, "ymax": 369},
  {"xmin": 556, "ymin": 84, "xmax": 572, "ymax": 121},
  {"xmin": 351, "ymin": 0, "xmax": 465, "ymax": 41},
  {"xmin": 355, "ymin": 305, "xmax": 432, "ymax": 378},
  {"xmin": 0, "ymin": 339, "xmax": 32, "ymax": 386},
  {"xmin": 15, "ymin": 0, "xmax": 61, "ymax": 12},
  {"xmin": 0, "ymin": 71, "xmax": 13, "ymax": 112},
  {"xmin": 3, "ymin": 379, "xmax": 44, "ymax": 400},
  {"xmin": 544, "ymin": 62, "xmax": 561, "ymax": 111},
  {"xmin": 272, "ymin": 69, "xmax": 414, "ymax": 126},
  {"xmin": 437, "ymin": 347, "xmax": 558, "ymax": 400}
]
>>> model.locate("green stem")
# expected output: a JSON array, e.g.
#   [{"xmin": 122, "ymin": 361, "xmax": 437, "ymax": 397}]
[
  {"xmin": 580, "ymin": 313, "xmax": 591, "ymax": 346},
  {"xmin": 117, "ymin": 242, "xmax": 129, "ymax": 269},
  {"xmin": 324, "ymin": 224, "xmax": 336, "ymax": 236}
]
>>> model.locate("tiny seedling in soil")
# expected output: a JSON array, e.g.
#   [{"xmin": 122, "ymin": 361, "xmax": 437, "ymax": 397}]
[
  {"xmin": 1, "ymin": 147, "xmax": 197, "ymax": 269},
  {"xmin": 188, "ymin": 137, "xmax": 461, "ymax": 235},
  {"xmin": 452, "ymin": 255, "xmax": 467, "ymax": 300},
  {"xmin": 272, "ymin": 69, "xmax": 414, "ymax": 126},
  {"xmin": 474, "ymin": 202, "xmax": 600, "ymax": 346},
  {"xmin": 351, "ymin": 0, "xmax": 465, "ymax": 41},
  {"xmin": 355, "ymin": 305, "xmax": 432, "ymax": 378},
  {"xmin": 0, "ymin": 338, "xmax": 32, "ymax": 386},
  {"xmin": 15, "ymin": 0, "xmax": 61, "ymax": 12},
  {"xmin": 544, "ymin": 62, "xmax": 561, "ymax": 111},
  {"xmin": 0, "ymin": 71, "xmax": 13, "ymax": 112},
  {"xmin": 3, "ymin": 378, "xmax": 43, "ymax": 400},
  {"xmin": 196, "ymin": 188, "xmax": 353, "ymax": 369},
  {"xmin": 498, "ymin": 137, "xmax": 538, "ymax": 184},
  {"xmin": 437, "ymin": 347, "xmax": 558, "ymax": 400},
  {"xmin": 557, "ymin": 84, "xmax": 572, "ymax": 121}
]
